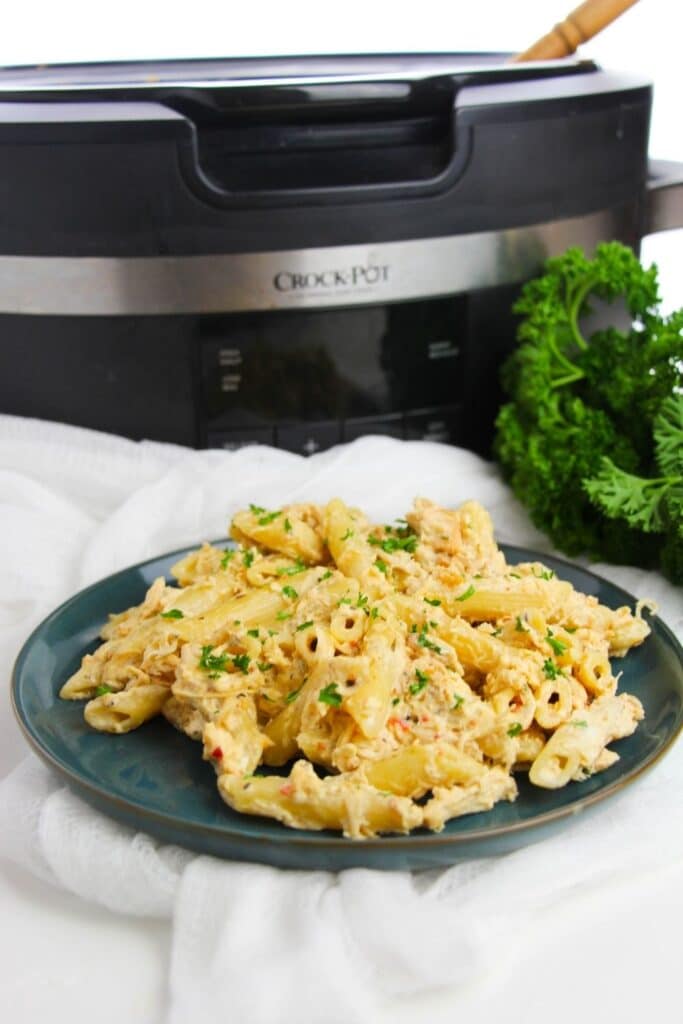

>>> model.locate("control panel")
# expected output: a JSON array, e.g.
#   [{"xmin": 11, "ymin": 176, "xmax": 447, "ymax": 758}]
[{"xmin": 200, "ymin": 297, "xmax": 466, "ymax": 453}]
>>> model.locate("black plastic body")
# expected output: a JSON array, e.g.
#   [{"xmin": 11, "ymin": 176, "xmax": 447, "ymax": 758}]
[{"xmin": 0, "ymin": 54, "xmax": 653, "ymax": 453}]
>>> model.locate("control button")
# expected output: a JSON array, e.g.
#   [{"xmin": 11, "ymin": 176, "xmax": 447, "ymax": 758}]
[
  {"xmin": 277, "ymin": 422, "xmax": 341, "ymax": 456},
  {"xmin": 206, "ymin": 427, "xmax": 275, "ymax": 450},
  {"xmin": 344, "ymin": 415, "xmax": 404, "ymax": 442},
  {"xmin": 404, "ymin": 406, "xmax": 462, "ymax": 443}
]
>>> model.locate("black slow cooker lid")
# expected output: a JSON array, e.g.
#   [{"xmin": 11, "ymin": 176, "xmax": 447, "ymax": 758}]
[{"xmin": 0, "ymin": 52, "xmax": 596, "ymax": 108}]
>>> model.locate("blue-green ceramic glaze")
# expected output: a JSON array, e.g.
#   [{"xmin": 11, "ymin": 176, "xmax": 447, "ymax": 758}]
[{"xmin": 11, "ymin": 544, "xmax": 683, "ymax": 870}]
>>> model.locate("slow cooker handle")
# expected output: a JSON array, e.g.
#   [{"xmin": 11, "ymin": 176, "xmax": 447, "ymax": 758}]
[{"xmin": 645, "ymin": 159, "xmax": 683, "ymax": 234}]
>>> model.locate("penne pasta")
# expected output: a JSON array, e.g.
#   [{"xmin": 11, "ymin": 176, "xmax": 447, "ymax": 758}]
[{"xmin": 62, "ymin": 496, "xmax": 651, "ymax": 839}]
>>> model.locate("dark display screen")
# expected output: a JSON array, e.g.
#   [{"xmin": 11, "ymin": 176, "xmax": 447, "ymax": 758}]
[{"xmin": 200, "ymin": 297, "xmax": 466, "ymax": 452}]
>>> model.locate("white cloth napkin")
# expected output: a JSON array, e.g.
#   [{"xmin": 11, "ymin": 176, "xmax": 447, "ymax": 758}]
[{"xmin": 1, "ymin": 414, "xmax": 681, "ymax": 1024}]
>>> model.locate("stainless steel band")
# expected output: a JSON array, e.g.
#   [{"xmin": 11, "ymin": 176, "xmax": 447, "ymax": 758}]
[{"xmin": 0, "ymin": 205, "xmax": 636, "ymax": 316}]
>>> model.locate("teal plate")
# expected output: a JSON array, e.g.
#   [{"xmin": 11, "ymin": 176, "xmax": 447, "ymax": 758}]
[{"xmin": 11, "ymin": 544, "xmax": 683, "ymax": 870}]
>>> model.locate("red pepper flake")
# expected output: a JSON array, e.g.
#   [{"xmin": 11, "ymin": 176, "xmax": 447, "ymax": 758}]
[
  {"xmin": 388, "ymin": 716, "xmax": 411, "ymax": 732},
  {"xmin": 279, "ymin": 783, "xmax": 294, "ymax": 797},
  {"xmin": 210, "ymin": 746, "xmax": 223, "ymax": 761},
  {"xmin": 421, "ymin": 714, "xmax": 430, "ymax": 722}
]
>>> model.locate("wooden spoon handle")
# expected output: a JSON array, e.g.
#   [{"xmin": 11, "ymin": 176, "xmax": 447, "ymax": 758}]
[{"xmin": 514, "ymin": 0, "xmax": 640, "ymax": 62}]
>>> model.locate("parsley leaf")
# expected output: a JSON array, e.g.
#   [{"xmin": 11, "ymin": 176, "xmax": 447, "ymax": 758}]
[
  {"xmin": 220, "ymin": 548, "xmax": 235, "ymax": 569},
  {"xmin": 276, "ymin": 610, "xmax": 292, "ymax": 621},
  {"xmin": 515, "ymin": 615, "xmax": 528, "ymax": 633},
  {"xmin": 318, "ymin": 683, "xmax": 342, "ymax": 707},
  {"xmin": 318, "ymin": 570, "xmax": 333, "ymax": 582},
  {"xmin": 257, "ymin": 510, "xmax": 282, "ymax": 526},
  {"xmin": 249, "ymin": 503, "xmax": 266, "ymax": 515},
  {"xmin": 452, "ymin": 694, "xmax": 465, "ymax": 710},
  {"xmin": 507, "ymin": 722, "xmax": 523, "ymax": 737},
  {"xmin": 277, "ymin": 559, "xmax": 306, "ymax": 576},
  {"xmin": 545, "ymin": 628, "xmax": 568, "ymax": 656},
  {"xmin": 285, "ymin": 687, "xmax": 302, "ymax": 704},
  {"xmin": 242, "ymin": 549, "xmax": 255, "ymax": 568},
  {"xmin": 455, "ymin": 584, "xmax": 476, "ymax": 602},
  {"xmin": 341, "ymin": 528, "xmax": 354, "ymax": 540},
  {"xmin": 424, "ymin": 597, "xmax": 441, "ymax": 606},
  {"xmin": 409, "ymin": 669, "xmax": 429, "ymax": 696},
  {"xmin": 374, "ymin": 558, "xmax": 388, "ymax": 575},
  {"xmin": 257, "ymin": 662, "xmax": 273, "ymax": 672},
  {"xmin": 232, "ymin": 653, "xmax": 251, "ymax": 674},
  {"xmin": 284, "ymin": 518, "xmax": 293, "ymax": 533},
  {"xmin": 95, "ymin": 684, "xmax": 113, "ymax": 697},
  {"xmin": 295, "ymin": 620, "xmax": 314, "ymax": 632},
  {"xmin": 416, "ymin": 624, "xmax": 442, "ymax": 654},
  {"xmin": 199, "ymin": 645, "xmax": 230, "ymax": 673},
  {"xmin": 542, "ymin": 658, "xmax": 563, "ymax": 679},
  {"xmin": 247, "ymin": 628, "xmax": 260, "ymax": 638},
  {"xmin": 161, "ymin": 608, "xmax": 184, "ymax": 619},
  {"xmin": 368, "ymin": 532, "xmax": 417, "ymax": 554},
  {"xmin": 282, "ymin": 585, "xmax": 298, "ymax": 600}
]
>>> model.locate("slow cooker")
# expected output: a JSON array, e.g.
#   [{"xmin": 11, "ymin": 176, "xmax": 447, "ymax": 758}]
[{"xmin": 0, "ymin": 53, "xmax": 682, "ymax": 454}]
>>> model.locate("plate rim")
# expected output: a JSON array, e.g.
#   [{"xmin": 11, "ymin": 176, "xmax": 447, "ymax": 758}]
[{"xmin": 10, "ymin": 542, "xmax": 683, "ymax": 851}]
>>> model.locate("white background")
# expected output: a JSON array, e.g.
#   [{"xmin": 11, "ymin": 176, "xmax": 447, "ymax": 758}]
[{"xmin": 0, "ymin": 2, "xmax": 681, "ymax": 1023}]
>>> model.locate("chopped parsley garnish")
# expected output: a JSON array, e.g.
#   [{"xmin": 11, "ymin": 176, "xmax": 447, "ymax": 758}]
[
  {"xmin": 199, "ymin": 645, "xmax": 230, "ymax": 673},
  {"xmin": 565, "ymin": 625, "xmax": 578, "ymax": 633},
  {"xmin": 391, "ymin": 696, "xmax": 400, "ymax": 705},
  {"xmin": 368, "ymin": 532, "xmax": 417, "ymax": 554},
  {"xmin": 542, "ymin": 658, "xmax": 563, "ymax": 679},
  {"xmin": 318, "ymin": 683, "xmax": 342, "ymax": 707},
  {"xmin": 515, "ymin": 615, "xmax": 528, "ymax": 633},
  {"xmin": 247, "ymin": 627, "xmax": 260, "ymax": 638},
  {"xmin": 452, "ymin": 694, "xmax": 465, "ymax": 710},
  {"xmin": 220, "ymin": 549, "xmax": 234, "ymax": 569},
  {"xmin": 257, "ymin": 510, "xmax": 282, "ymax": 526},
  {"xmin": 232, "ymin": 653, "xmax": 251, "ymax": 674},
  {"xmin": 338, "ymin": 597, "xmax": 353, "ymax": 606},
  {"xmin": 249, "ymin": 503, "xmax": 266, "ymax": 515},
  {"xmin": 243, "ymin": 549, "xmax": 255, "ymax": 568},
  {"xmin": 282, "ymin": 585, "xmax": 298, "ymax": 600},
  {"xmin": 416, "ymin": 624, "xmax": 442, "ymax": 653},
  {"xmin": 268, "ymin": 629, "xmax": 278, "ymax": 636},
  {"xmin": 161, "ymin": 608, "xmax": 184, "ymax": 619},
  {"xmin": 276, "ymin": 610, "xmax": 292, "ymax": 621},
  {"xmin": 509, "ymin": 572, "xmax": 521, "ymax": 579},
  {"xmin": 341, "ymin": 528, "xmax": 354, "ymax": 540},
  {"xmin": 356, "ymin": 593, "xmax": 369, "ymax": 610},
  {"xmin": 424, "ymin": 597, "xmax": 441, "ymax": 606},
  {"xmin": 374, "ymin": 558, "xmax": 388, "ymax": 575},
  {"xmin": 285, "ymin": 687, "xmax": 302, "ymax": 704},
  {"xmin": 295, "ymin": 620, "xmax": 314, "ymax": 632},
  {"xmin": 571, "ymin": 720, "xmax": 588, "ymax": 728},
  {"xmin": 318, "ymin": 570, "xmax": 333, "ymax": 582},
  {"xmin": 369, "ymin": 606, "xmax": 379, "ymax": 619},
  {"xmin": 257, "ymin": 662, "xmax": 274, "ymax": 672},
  {"xmin": 545, "ymin": 629, "xmax": 568, "ymax": 656},
  {"xmin": 284, "ymin": 517, "xmax": 293, "ymax": 533},
  {"xmin": 95, "ymin": 684, "xmax": 113, "ymax": 697},
  {"xmin": 277, "ymin": 558, "xmax": 306, "ymax": 576},
  {"xmin": 410, "ymin": 623, "xmax": 418, "ymax": 633},
  {"xmin": 492, "ymin": 627, "xmax": 503, "ymax": 637},
  {"xmin": 507, "ymin": 722, "xmax": 523, "ymax": 737},
  {"xmin": 409, "ymin": 669, "xmax": 429, "ymax": 696},
  {"xmin": 455, "ymin": 584, "xmax": 476, "ymax": 602},
  {"xmin": 535, "ymin": 569, "xmax": 555, "ymax": 581},
  {"xmin": 428, "ymin": 620, "xmax": 438, "ymax": 629}
]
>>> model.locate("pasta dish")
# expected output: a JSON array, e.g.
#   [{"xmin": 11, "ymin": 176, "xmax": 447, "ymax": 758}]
[{"xmin": 60, "ymin": 498, "xmax": 649, "ymax": 839}]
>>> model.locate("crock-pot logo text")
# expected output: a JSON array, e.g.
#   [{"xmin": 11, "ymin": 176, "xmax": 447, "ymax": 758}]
[{"xmin": 273, "ymin": 264, "xmax": 390, "ymax": 292}]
